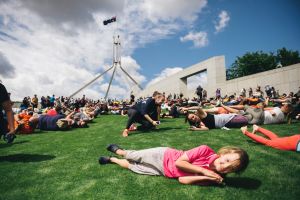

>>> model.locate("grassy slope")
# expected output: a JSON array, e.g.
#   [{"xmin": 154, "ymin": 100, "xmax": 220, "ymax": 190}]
[{"xmin": 0, "ymin": 115, "xmax": 299, "ymax": 200}]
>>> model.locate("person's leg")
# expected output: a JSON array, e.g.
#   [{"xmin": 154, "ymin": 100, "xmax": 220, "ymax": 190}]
[
  {"xmin": 112, "ymin": 147, "xmax": 166, "ymax": 175},
  {"xmin": 241, "ymin": 126, "xmax": 271, "ymax": 145},
  {"xmin": 124, "ymin": 148, "xmax": 166, "ymax": 164},
  {"xmin": 244, "ymin": 107, "xmax": 264, "ymax": 125},
  {"xmin": 125, "ymin": 109, "xmax": 138, "ymax": 129},
  {"xmin": 110, "ymin": 157, "xmax": 130, "ymax": 169},
  {"xmin": 139, "ymin": 119, "xmax": 153, "ymax": 130},
  {"xmin": 253, "ymin": 125, "xmax": 278, "ymax": 140},
  {"xmin": 225, "ymin": 115, "xmax": 248, "ymax": 128},
  {"xmin": 116, "ymin": 147, "xmax": 166, "ymax": 174}
]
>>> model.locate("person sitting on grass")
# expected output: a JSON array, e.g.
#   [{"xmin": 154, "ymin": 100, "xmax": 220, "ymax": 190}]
[
  {"xmin": 181, "ymin": 106, "xmax": 248, "ymax": 131},
  {"xmin": 241, "ymin": 125, "xmax": 300, "ymax": 152},
  {"xmin": 122, "ymin": 92, "xmax": 165, "ymax": 137},
  {"xmin": 99, "ymin": 144, "xmax": 249, "ymax": 185}
]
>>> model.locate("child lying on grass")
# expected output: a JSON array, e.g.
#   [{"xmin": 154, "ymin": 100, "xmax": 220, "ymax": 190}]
[{"xmin": 99, "ymin": 144, "xmax": 249, "ymax": 185}]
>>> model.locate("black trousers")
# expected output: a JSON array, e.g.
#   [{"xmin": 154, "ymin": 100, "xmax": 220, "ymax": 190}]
[
  {"xmin": 126, "ymin": 109, "xmax": 153, "ymax": 130},
  {"xmin": 0, "ymin": 117, "xmax": 8, "ymax": 136}
]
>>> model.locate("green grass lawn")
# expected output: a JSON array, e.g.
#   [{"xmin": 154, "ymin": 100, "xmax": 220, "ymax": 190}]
[{"xmin": 0, "ymin": 115, "xmax": 300, "ymax": 200}]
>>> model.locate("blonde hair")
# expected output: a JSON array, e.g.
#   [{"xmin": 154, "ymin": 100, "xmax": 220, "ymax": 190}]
[{"xmin": 218, "ymin": 146, "xmax": 249, "ymax": 173}]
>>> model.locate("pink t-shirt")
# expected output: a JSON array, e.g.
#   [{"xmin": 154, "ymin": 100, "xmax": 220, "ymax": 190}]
[
  {"xmin": 163, "ymin": 145, "xmax": 218, "ymax": 178},
  {"xmin": 47, "ymin": 109, "xmax": 58, "ymax": 116}
]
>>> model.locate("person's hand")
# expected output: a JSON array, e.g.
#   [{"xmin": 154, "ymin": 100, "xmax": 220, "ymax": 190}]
[
  {"xmin": 18, "ymin": 120, "xmax": 24, "ymax": 125},
  {"xmin": 203, "ymin": 170, "xmax": 223, "ymax": 182},
  {"xmin": 209, "ymin": 176, "xmax": 224, "ymax": 184},
  {"xmin": 152, "ymin": 121, "xmax": 159, "ymax": 126}
]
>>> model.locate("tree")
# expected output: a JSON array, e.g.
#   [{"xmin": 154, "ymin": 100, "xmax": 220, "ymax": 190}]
[
  {"xmin": 227, "ymin": 51, "xmax": 276, "ymax": 80},
  {"xmin": 276, "ymin": 47, "xmax": 300, "ymax": 67},
  {"xmin": 226, "ymin": 48, "xmax": 300, "ymax": 80}
]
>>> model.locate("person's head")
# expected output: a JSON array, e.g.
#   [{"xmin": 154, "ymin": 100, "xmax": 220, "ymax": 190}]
[
  {"xmin": 185, "ymin": 112, "xmax": 201, "ymax": 127},
  {"xmin": 153, "ymin": 93, "xmax": 165, "ymax": 105},
  {"xmin": 55, "ymin": 105, "xmax": 62, "ymax": 112},
  {"xmin": 281, "ymin": 103, "xmax": 293, "ymax": 115},
  {"xmin": 213, "ymin": 146, "xmax": 249, "ymax": 174}
]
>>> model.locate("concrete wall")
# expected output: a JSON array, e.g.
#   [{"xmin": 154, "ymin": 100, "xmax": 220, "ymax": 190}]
[
  {"xmin": 137, "ymin": 56, "xmax": 226, "ymax": 98},
  {"xmin": 137, "ymin": 56, "xmax": 300, "ymax": 98},
  {"xmin": 223, "ymin": 63, "xmax": 300, "ymax": 96}
]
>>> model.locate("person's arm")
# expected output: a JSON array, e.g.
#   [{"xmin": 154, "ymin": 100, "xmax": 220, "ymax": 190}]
[
  {"xmin": 2, "ymin": 100, "xmax": 16, "ymax": 134},
  {"xmin": 144, "ymin": 114, "xmax": 158, "ymax": 126},
  {"xmin": 14, "ymin": 114, "xmax": 24, "ymax": 124},
  {"xmin": 180, "ymin": 106, "xmax": 201, "ymax": 111},
  {"xmin": 189, "ymin": 126, "xmax": 209, "ymax": 131},
  {"xmin": 178, "ymin": 176, "xmax": 222, "ymax": 185},
  {"xmin": 175, "ymin": 153, "xmax": 223, "ymax": 181},
  {"xmin": 65, "ymin": 111, "xmax": 75, "ymax": 120}
]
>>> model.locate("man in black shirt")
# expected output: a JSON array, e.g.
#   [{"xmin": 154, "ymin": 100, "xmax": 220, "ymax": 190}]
[
  {"xmin": 0, "ymin": 83, "xmax": 16, "ymax": 143},
  {"xmin": 122, "ymin": 92, "xmax": 165, "ymax": 137}
]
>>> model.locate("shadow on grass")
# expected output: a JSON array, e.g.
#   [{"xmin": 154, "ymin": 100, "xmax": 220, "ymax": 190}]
[
  {"xmin": 0, "ymin": 154, "xmax": 56, "ymax": 163},
  {"xmin": 0, "ymin": 140, "xmax": 29, "ymax": 149},
  {"xmin": 224, "ymin": 177, "xmax": 262, "ymax": 190}
]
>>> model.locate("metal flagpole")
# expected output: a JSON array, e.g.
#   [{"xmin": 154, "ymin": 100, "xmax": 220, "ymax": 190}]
[
  {"xmin": 69, "ymin": 65, "xmax": 114, "ymax": 98},
  {"xmin": 119, "ymin": 66, "xmax": 143, "ymax": 90},
  {"xmin": 104, "ymin": 65, "xmax": 117, "ymax": 100}
]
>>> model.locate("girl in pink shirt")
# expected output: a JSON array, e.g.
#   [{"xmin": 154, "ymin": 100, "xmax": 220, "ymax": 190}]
[{"xmin": 99, "ymin": 144, "xmax": 249, "ymax": 185}]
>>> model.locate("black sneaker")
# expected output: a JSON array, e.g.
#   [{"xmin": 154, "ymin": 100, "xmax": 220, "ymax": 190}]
[
  {"xmin": 106, "ymin": 144, "xmax": 123, "ymax": 154},
  {"xmin": 4, "ymin": 134, "xmax": 16, "ymax": 144},
  {"xmin": 98, "ymin": 156, "xmax": 112, "ymax": 165}
]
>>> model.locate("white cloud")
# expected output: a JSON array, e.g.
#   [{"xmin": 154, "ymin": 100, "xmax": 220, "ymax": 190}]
[
  {"xmin": 0, "ymin": 0, "xmax": 207, "ymax": 100},
  {"xmin": 215, "ymin": 10, "xmax": 230, "ymax": 33},
  {"xmin": 180, "ymin": 31, "xmax": 208, "ymax": 48},
  {"xmin": 141, "ymin": 0, "xmax": 207, "ymax": 23},
  {"xmin": 147, "ymin": 67, "xmax": 183, "ymax": 87}
]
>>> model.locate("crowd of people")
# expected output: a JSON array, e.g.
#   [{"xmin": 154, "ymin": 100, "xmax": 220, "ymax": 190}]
[{"xmin": 1, "ymin": 82, "xmax": 300, "ymax": 186}]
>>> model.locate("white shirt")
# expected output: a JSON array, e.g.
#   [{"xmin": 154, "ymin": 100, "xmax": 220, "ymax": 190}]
[{"xmin": 263, "ymin": 107, "xmax": 285, "ymax": 124}]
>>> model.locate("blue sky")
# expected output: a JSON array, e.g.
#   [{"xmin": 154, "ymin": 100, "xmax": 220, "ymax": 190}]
[
  {"xmin": 134, "ymin": 0, "xmax": 300, "ymax": 81},
  {"xmin": 0, "ymin": 0, "xmax": 299, "ymax": 100}
]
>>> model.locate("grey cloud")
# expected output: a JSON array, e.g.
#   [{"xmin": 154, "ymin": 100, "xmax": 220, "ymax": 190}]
[
  {"xmin": 0, "ymin": 51, "xmax": 15, "ymax": 78},
  {"xmin": 38, "ymin": 75, "xmax": 54, "ymax": 85},
  {"xmin": 20, "ymin": 0, "xmax": 123, "ymax": 27}
]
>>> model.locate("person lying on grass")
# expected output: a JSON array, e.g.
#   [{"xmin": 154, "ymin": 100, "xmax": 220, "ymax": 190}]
[
  {"xmin": 99, "ymin": 144, "xmax": 249, "ymax": 185},
  {"xmin": 241, "ymin": 125, "xmax": 300, "ymax": 152},
  {"xmin": 181, "ymin": 106, "xmax": 248, "ymax": 131}
]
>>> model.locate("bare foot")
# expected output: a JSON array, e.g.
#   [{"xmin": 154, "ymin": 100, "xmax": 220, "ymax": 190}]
[
  {"xmin": 122, "ymin": 129, "xmax": 129, "ymax": 137},
  {"xmin": 240, "ymin": 126, "xmax": 247, "ymax": 134},
  {"xmin": 252, "ymin": 125, "xmax": 259, "ymax": 133}
]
